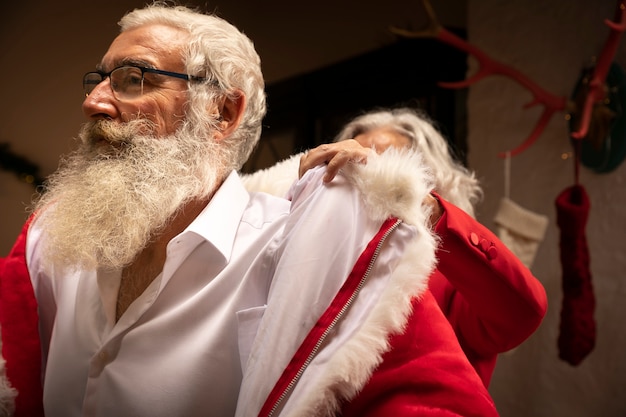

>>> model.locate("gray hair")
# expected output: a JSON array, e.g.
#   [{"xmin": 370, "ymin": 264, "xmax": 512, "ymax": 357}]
[
  {"xmin": 120, "ymin": 2, "xmax": 266, "ymax": 172},
  {"xmin": 334, "ymin": 108, "xmax": 482, "ymax": 217}
]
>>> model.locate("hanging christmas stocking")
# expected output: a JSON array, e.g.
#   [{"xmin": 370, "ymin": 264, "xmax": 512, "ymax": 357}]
[
  {"xmin": 494, "ymin": 152, "xmax": 549, "ymax": 269},
  {"xmin": 555, "ymin": 184, "xmax": 596, "ymax": 366},
  {"xmin": 494, "ymin": 197, "xmax": 549, "ymax": 268}
]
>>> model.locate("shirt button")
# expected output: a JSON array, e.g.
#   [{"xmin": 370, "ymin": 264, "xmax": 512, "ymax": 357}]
[
  {"xmin": 470, "ymin": 232, "xmax": 480, "ymax": 246},
  {"xmin": 487, "ymin": 246, "xmax": 498, "ymax": 260},
  {"xmin": 479, "ymin": 239, "xmax": 490, "ymax": 252}
]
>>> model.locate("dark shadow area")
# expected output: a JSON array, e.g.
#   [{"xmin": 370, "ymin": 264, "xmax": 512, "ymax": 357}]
[{"xmin": 244, "ymin": 30, "xmax": 468, "ymax": 172}]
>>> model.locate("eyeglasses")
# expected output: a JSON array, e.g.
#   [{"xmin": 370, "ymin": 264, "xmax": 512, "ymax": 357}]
[{"xmin": 83, "ymin": 65, "xmax": 207, "ymax": 100}]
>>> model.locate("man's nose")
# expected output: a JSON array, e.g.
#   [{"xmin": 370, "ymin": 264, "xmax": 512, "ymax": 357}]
[{"xmin": 82, "ymin": 78, "xmax": 120, "ymax": 120}]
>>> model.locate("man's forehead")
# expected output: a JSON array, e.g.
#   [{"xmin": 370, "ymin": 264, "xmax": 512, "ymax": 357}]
[{"xmin": 100, "ymin": 24, "xmax": 188, "ymax": 70}]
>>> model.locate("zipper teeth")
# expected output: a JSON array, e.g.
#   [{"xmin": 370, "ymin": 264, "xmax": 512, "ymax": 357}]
[{"xmin": 266, "ymin": 218, "xmax": 402, "ymax": 417}]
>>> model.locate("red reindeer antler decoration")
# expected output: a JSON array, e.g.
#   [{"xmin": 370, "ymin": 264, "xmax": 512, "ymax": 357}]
[
  {"xmin": 391, "ymin": 0, "xmax": 626, "ymax": 157},
  {"xmin": 570, "ymin": 1, "xmax": 626, "ymax": 139}
]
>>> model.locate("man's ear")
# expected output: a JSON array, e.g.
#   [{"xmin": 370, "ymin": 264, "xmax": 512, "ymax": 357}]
[{"xmin": 214, "ymin": 90, "xmax": 246, "ymax": 141}]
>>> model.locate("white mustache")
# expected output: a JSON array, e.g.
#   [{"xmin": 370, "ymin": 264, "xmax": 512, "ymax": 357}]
[{"xmin": 79, "ymin": 119, "xmax": 157, "ymax": 147}]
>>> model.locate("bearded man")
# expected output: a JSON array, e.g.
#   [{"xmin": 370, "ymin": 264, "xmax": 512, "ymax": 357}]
[{"xmin": 0, "ymin": 3, "xmax": 500, "ymax": 417}]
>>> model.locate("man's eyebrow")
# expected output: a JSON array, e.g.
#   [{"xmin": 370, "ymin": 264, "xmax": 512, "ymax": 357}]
[
  {"xmin": 95, "ymin": 58, "xmax": 155, "ymax": 72},
  {"xmin": 120, "ymin": 58, "xmax": 155, "ymax": 68}
]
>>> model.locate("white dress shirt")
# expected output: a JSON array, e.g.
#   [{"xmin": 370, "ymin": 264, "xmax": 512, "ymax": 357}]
[
  {"xmin": 28, "ymin": 171, "xmax": 291, "ymax": 417},
  {"xmin": 26, "ymin": 166, "xmax": 418, "ymax": 417}
]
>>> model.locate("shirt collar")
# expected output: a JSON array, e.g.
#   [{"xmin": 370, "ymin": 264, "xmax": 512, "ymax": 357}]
[{"xmin": 185, "ymin": 171, "xmax": 250, "ymax": 264}]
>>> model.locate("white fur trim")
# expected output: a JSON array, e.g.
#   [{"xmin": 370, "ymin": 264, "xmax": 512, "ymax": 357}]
[
  {"xmin": 285, "ymin": 229, "xmax": 435, "ymax": 417},
  {"xmin": 345, "ymin": 148, "xmax": 434, "ymax": 227},
  {"xmin": 241, "ymin": 154, "xmax": 301, "ymax": 197},
  {"xmin": 285, "ymin": 150, "xmax": 437, "ymax": 416}
]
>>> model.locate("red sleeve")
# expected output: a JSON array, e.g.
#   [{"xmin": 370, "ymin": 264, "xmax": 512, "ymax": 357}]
[
  {"xmin": 342, "ymin": 291, "xmax": 500, "ymax": 417},
  {"xmin": 433, "ymin": 195, "xmax": 548, "ymax": 357},
  {"xmin": 0, "ymin": 216, "xmax": 44, "ymax": 417}
]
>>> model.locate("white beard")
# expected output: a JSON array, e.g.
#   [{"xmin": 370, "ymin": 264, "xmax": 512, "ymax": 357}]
[{"xmin": 34, "ymin": 119, "xmax": 221, "ymax": 271}]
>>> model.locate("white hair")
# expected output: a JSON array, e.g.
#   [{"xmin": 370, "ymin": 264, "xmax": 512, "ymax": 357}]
[
  {"xmin": 120, "ymin": 2, "xmax": 266, "ymax": 172},
  {"xmin": 334, "ymin": 108, "xmax": 482, "ymax": 217}
]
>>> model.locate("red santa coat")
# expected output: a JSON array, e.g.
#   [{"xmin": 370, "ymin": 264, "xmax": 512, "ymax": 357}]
[
  {"xmin": 342, "ymin": 292, "xmax": 498, "ymax": 416},
  {"xmin": 0, "ymin": 217, "xmax": 43, "ymax": 417},
  {"xmin": 0, "ymin": 220, "xmax": 499, "ymax": 417},
  {"xmin": 0, "ymin": 151, "xmax": 501, "ymax": 416}
]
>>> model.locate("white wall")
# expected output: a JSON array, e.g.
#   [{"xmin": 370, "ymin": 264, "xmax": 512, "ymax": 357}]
[{"xmin": 467, "ymin": 1, "xmax": 626, "ymax": 416}]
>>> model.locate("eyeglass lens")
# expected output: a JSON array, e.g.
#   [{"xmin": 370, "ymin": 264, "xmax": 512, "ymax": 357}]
[{"xmin": 83, "ymin": 66, "xmax": 144, "ymax": 100}]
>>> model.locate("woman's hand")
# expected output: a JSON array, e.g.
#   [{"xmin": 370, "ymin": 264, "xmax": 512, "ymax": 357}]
[{"xmin": 298, "ymin": 140, "xmax": 376, "ymax": 182}]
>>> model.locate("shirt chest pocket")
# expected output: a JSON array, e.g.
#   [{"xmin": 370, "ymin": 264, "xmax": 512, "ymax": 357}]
[{"xmin": 236, "ymin": 305, "xmax": 267, "ymax": 372}]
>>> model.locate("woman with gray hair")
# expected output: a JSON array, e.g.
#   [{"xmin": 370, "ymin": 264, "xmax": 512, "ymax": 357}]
[
  {"xmin": 244, "ymin": 106, "xmax": 547, "ymax": 387},
  {"xmin": 333, "ymin": 107, "xmax": 481, "ymax": 216}
]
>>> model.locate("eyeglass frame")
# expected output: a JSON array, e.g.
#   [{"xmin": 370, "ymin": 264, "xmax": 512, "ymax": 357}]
[{"xmin": 83, "ymin": 65, "xmax": 208, "ymax": 100}]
